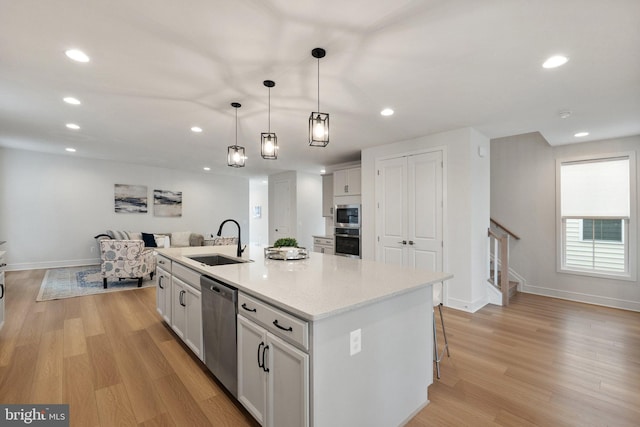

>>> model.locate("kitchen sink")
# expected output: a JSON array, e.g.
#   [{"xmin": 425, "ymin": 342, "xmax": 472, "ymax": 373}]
[{"xmin": 188, "ymin": 254, "xmax": 248, "ymax": 266}]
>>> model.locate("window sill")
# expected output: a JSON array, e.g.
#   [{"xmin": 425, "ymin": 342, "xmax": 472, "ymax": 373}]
[{"xmin": 558, "ymin": 267, "xmax": 636, "ymax": 282}]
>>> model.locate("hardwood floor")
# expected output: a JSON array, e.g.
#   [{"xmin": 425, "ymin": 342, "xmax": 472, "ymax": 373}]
[{"xmin": 1, "ymin": 270, "xmax": 639, "ymax": 426}]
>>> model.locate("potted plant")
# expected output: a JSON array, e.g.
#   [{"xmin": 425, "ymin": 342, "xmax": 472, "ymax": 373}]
[{"xmin": 273, "ymin": 237, "xmax": 298, "ymax": 248}]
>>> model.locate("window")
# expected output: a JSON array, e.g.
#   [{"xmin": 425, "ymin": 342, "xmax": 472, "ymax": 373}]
[
  {"xmin": 582, "ymin": 219, "xmax": 622, "ymax": 242},
  {"xmin": 558, "ymin": 154, "xmax": 636, "ymax": 279}
]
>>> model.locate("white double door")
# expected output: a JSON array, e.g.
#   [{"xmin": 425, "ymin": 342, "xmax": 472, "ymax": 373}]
[{"xmin": 376, "ymin": 150, "xmax": 443, "ymax": 272}]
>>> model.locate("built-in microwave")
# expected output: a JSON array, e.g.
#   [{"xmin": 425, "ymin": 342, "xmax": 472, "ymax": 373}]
[{"xmin": 335, "ymin": 204, "xmax": 361, "ymax": 228}]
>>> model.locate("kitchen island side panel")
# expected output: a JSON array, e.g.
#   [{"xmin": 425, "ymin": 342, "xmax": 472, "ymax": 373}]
[{"xmin": 310, "ymin": 285, "xmax": 432, "ymax": 427}]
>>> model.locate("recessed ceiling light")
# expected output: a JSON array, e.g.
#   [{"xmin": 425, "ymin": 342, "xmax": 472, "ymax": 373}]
[
  {"xmin": 380, "ymin": 108, "xmax": 394, "ymax": 116},
  {"xmin": 203, "ymin": 167, "xmax": 211, "ymax": 171},
  {"xmin": 66, "ymin": 123, "xmax": 80, "ymax": 130},
  {"xmin": 558, "ymin": 110, "xmax": 572, "ymax": 119},
  {"xmin": 65, "ymin": 148, "xmax": 76, "ymax": 152},
  {"xmin": 191, "ymin": 126, "xmax": 203, "ymax": 133},
  {"xmin": 63, "ymin": 97, "xmax": 81, "ymax": 105},
  {"xmin": 65, "ymin": 49, "xmax": 90, "ymax": 63},
  {"xmin": 574, "ymin": 131, "xmax": 589, "ymax": 137},
  {"xmin": 542, "ymin": 55, "xmax": 569, "ymax": 69}
]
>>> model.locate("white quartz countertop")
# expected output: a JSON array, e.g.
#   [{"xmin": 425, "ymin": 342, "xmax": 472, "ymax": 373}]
[{"xmin": 156, "ymin": 245, "xmax": 452, "ymax": 321}]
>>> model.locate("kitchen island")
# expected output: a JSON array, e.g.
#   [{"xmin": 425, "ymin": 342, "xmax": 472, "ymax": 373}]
[{"xmin": 155, "ymin": 245, "xmax": 452, "ymax": 427}]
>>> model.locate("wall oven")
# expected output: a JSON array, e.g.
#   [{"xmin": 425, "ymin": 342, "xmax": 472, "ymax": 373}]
[
  {"xmin": 335, "ymin": 227, "xmax": 361, "ymax": 258},
  {"xmin": 335, "ymin": 204, "xmax": 361, "ymax": 228}
]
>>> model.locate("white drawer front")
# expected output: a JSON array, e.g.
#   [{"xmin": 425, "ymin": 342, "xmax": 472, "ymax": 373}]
[
  {"xmin": 238, "ymin": 293, "xmax": 309, "ymax": 350},
  {"xmin": 156, "ymin": 255, "xmax": 172, "ymax": 272},
  {"xmin": 313, "ymin": 237, "xmax": 333, "ymax": 246},
  {"xmin": 172, "ymin": 262, "xmax": 200, "ymax": 289}
]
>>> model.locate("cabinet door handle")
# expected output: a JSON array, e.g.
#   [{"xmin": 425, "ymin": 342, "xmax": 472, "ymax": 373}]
[
  {"xmin": 273, "ymin": 319, "xmax": 293, "ymax": 332},
  {"xmin": 257, "ymin": 342, "xmax": 265, "ymax": 369},
  {"xmin": 0, "ymin": 283, "xmax": 4, "ymax": 300},
  {"xmin": 262, "ymin": 345, "xmax": 270, "ymax": 372},
  {"xmin": 398, "ymin": 240, "xmax": 407, "ymax": 245},
  {"xmin": 158, "ymin": 276, "xmax": 164, "ymax": 289},
  {"xmin": 344, "ymin": 184, "xmax": 348, "ymax": 193},
  {"xmin": 241, "ymin": 303, "xmax": 257, "ymax": 313},
  {"xmin": 179, "ymin": 290, "xmax": 186, "ymax": 307},
  {"xmin": 408, "ymin": 240, "xmax": 414, "ymax": 245},
  {"xmin": 158, "ymin": 260, "xmax": 165, "ymax": 264}
]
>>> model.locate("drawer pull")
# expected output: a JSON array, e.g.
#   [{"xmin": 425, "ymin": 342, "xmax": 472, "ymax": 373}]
[
  {"xmin": 273, "ymin": 319, "xmax": 293, "ymax": 332},
  {"xmin": 241, "ymin": 303, "xmax": 257, "ymax": 313}
]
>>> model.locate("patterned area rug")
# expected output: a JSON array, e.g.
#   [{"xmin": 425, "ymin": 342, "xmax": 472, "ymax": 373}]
[{"xmin": 37, "ymin": 265, "xmax": 154, "ymax": 301}]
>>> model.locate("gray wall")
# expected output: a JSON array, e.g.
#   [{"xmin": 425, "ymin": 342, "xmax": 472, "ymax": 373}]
[
  {"xmin": 491, "ymin": 133, "xmax": 640, "ymax": 311},
  {"xmin": 0, "ymin": 147, "xmax": 249, "ymax": 270}
]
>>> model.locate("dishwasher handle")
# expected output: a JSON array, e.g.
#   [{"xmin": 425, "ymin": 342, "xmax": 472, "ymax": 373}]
[{"xmin": 200, "ymin": 275, "xmax": 238, "ymax": 304}]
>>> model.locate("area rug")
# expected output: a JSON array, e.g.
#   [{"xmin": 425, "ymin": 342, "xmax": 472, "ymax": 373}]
[{"xmin": 37, "ymin": 265, "xmax": 154, "ymax": 301}]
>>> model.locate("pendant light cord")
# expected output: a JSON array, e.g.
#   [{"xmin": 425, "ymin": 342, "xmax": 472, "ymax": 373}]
[
  {"xmin": 317, "ymin": 57, "xmax": 320, "ymax": 112},
  {"xmin": 235, "ymin": 106, "xmax": 238, "ymax": 147},
  {"xmin": 268, "ymin": 87, "xmax": 271, "ymax": 133}
]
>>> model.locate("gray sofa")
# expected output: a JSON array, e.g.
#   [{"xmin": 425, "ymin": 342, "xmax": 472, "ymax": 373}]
[{"xmin": 96, "ymin": 230, "xmax": 205, "ymax": 248}]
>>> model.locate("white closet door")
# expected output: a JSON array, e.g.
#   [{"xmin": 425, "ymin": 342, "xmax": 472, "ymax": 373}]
[
  {"xmin": 376, "ymin": 156, "xmax": 407, "ymax": 265},
  {"xmin": 407, "ymin": 151, "xmax": 443, "ymax": 272},
  {"xmin": 376, "ymin": 150, "xmax": 444, "ymax": 272}
]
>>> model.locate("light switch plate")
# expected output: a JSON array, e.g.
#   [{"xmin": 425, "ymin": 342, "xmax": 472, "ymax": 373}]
[{"xmin": 350, "ymin": 328, "xmax": 361, "ymax": 356}]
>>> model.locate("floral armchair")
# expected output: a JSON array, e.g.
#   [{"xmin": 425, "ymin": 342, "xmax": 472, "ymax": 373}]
[{"xmin": 99, "ymin": 239, "xmax": 155, "ymax": 289}]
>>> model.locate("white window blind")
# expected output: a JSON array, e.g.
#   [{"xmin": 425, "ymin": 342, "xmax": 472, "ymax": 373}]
[{"xmin": 560, "ymin": 157, "xmax": 630, "ymax": 218}]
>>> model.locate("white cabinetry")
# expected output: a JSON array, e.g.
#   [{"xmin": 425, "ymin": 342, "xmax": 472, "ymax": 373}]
[
  {"xmin": 0, "ymin": 250, "xmax": 5, "ymax": 331},
  {"xmin": 334, "ymin": 167, "xmax": 361, "ymax": 196},
  {"xmin": 313, "ymin": 236, "xmax": 334, "ymax": 255},
  {"xmin": 322, "ymin": 174, "xmax": 334, "ymax": 217},
  {"xmin": 157, "ymin": 257, "xmax": 203, "ymax": 361},
  {"xmin": 237, "ymin": 293, "xmax": 309, "ymax": 427},
  {"xmin": 155, "ymin": 265, "xmax": 171, "ymax": 323}
]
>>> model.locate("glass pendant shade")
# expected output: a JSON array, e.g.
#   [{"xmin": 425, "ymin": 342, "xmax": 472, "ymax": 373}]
[
  {"xmin": 227, "ymin": 102, "xmax": 245, "ymax": 168},
  {"xmin": 261, "ymin": 132, "xmax": 278, "ymax": 159},
  {"xmin": 227, "ymin": 145, "xmax": 245, "ymax": 167},
  {"xmin": 309, "ymin": 112, "xmax": 329, "ymax": 146}
]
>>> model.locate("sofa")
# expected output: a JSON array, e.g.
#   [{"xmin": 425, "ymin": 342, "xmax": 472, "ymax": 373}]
[{"xmin": 96, "ymin": 230, "xmax": 205, "ymax": 248}]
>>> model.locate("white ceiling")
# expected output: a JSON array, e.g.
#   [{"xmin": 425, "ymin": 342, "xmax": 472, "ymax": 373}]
[{"xmin": 1, "ymin": 0, "xmax": 639, "ymax": 178}]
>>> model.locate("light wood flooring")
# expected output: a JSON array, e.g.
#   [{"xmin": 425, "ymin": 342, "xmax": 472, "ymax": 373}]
[{"xmin": 1, "ymin": 269, "xmax": 639, "ymax": 426}]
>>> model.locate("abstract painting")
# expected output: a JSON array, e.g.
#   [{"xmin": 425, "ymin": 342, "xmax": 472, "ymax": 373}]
[
  {"xmin": 114, "ymin": 184, "xmax": 148, "ymax": 213},
  {"xmin": 154, "ymin": 189, "xmax": 182, "ymax": 217}
]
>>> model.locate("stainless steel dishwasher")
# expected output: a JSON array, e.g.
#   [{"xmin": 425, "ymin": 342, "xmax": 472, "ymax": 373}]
[{"xmin": 201, "ymin": 275, "xmax": 238, "ymax": 397}]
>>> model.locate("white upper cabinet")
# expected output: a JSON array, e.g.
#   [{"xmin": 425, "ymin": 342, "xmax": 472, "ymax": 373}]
[
  {"xmin": 333, "ymin": 167, "xmax": 361, "ymax": 196},
  {"xmin": 322, "ymin": 174, "xmax": 334, "ymax": 217}
]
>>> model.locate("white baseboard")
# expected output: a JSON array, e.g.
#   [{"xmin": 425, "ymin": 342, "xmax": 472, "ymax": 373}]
[
  {"xmin": 446, "ymin": 296, "xmax": 488, "ymax": 313},
  {"xmin": 522, "ymin": 284, "xmax": 640, "ymax": 312},
  {"xmin": 7, "ymin": 258, "xmax": 101, "ymax": 271}
]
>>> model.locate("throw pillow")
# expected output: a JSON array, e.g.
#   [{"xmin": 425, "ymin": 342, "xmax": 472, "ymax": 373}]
[
  {"xmin": 107, "ymin": 230, "xmax": 130, "ymax": 240},
  {"xmin": 128, "ymin": 231, "xmax": 142, "ymax": 241},
  {"xmin": 154, "ymin": 234, "xmax": 168, "ymax": 247},
  {"xmin": 141, "ymin": 232, "xmax": 157, "ymax": 247},
  {"xmin": 171, "ymin": 231, "xmax": 191, "ymax": 247}
]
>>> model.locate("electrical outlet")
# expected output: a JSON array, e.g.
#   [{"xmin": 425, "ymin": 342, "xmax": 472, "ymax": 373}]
[
  {"xmin": 350, "ymin": 328, "xmax": 361, "ymax": 356},
  {"xmin": 90, "ymin": 246, "xmax": 96, "ymax": 254}
]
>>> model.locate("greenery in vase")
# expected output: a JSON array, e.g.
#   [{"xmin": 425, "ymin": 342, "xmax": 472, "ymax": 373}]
[{"xmin": 273, "ymin": 237, "xmax": 298, "ymax": 248}]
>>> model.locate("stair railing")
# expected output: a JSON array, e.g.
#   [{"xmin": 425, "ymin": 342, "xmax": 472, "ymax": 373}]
[{"xmin": 488, "ymin": 228, "xmax": 510, "ymax": 305}]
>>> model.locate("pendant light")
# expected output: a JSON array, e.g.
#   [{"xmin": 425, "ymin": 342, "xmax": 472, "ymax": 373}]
[
  {"xmin": 261, "ymin": 80, "xmax": 278, "ymax": 159},
  {"xmin": 309, "ymin": 47, "xmax": 329, "ymax": 147},
  {"xmin": 227, "ymin": 102, "xmax": 245, "ymax": 168}
]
